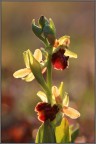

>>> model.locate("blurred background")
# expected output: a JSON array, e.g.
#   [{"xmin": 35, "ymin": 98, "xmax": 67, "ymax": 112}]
[{"xmin": 2, "ymin": 2, "xmax": 94, "ymax": 143}]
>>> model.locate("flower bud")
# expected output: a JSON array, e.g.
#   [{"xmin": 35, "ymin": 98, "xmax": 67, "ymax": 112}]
[
  {"xmin": 43, "ymin": 25, "xmax": 56, "ymax": 45},
  {"xmin": 32, "ymin": 19, "xmax": 42, "ymax": 39},
  {"xmin": 39, "ymin": 16, "xmax": 56, "ymax": 45},
  {"xmin": 39, "ymin": 16, "xmax": 49, "ymax": 28}
]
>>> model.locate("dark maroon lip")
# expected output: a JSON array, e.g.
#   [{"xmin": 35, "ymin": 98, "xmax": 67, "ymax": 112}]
[
  {"xmin": 35, "ymin": 102, "xmax": 60, "ymax": 122},
  {"xmin": 52, "ymin": 49, "xmax": 69, "ymax": 70}
]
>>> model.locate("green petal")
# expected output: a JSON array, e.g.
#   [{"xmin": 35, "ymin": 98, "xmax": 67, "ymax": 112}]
[
  {"xmin": 63, "ymin": 92, "xmax": 69, "ymax": 107},
  {"xmin": 64, "ymin": 49, "xmax": 78, "ymax": 58},
  {"xmin": 49, "ymin": 18, "xmax": 56, "ymax": 35},
  {"xmin": 37, "ymin": 91, "xmax": 48, "ymax": 102},
  {"xmin": 55, "ymin": 118, "xmax": 71, "ymax": 143},
  {"xmin": 59, "ymin": 82, "xmax": 64, "ymax": 98},
  {"xmin": 22, "ymin": 72, "xmax": 35, "ymax": 82}
]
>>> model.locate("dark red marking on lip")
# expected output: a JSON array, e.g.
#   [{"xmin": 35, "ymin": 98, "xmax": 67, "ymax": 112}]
[
  {"xmin": 52, "ymin": 49, "xmax": 69, "ymax": 70},
  {"xmin": 35, "ymin": 102, "xmax": 59, "ymax": 122}
]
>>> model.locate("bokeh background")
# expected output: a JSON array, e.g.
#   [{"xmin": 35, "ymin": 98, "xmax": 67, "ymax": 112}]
[{"xmin": 2, "ymin": 2, "xmax": 94, "ymax": 143}]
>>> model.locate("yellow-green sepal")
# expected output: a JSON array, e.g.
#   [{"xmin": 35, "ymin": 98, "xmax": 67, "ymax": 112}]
[
  {"xmin": 64, "ymin": 49, "xmax": 78, "ymax": 58},
  {"xmin": 59, "ymin": 82, "xmax": 64, "ymax": 99},
  {"xmin": 63, "ymin": 92, "xmax": 69, "ymax": 107},
  {"xmin": 49, "ymin": 18, "xmax": 56, "ymax": 36}
]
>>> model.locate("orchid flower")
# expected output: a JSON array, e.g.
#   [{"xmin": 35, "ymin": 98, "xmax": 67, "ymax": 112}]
[
  {"xmin": 52, "ymin": 36, "xmax": 78, "ymax": 70},
  {"xmin": 35, "ymin": 84, "xmax": 80, "ymax": 122},
  {"xmin": 53, "ymin": 36, "xmax": 70, "ymax": 48},
  {"xmin": 52, "ymin": 86, "xmax": 80, "ymax": 119},
  {"xmin": 13, "ymin": 49, "xmax": 46, "ymax": 82}
]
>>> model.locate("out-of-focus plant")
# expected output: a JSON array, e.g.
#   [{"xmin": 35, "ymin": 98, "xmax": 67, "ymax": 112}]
[{"xmin": 13, "ymin": 16, "xmax": 80, "ymax": 143}]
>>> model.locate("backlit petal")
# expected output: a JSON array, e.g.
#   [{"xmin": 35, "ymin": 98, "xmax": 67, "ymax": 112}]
[
  {"xmin": 23, "ymin": 50, "xmax": 30, "ymax": 68},
  {"xmin": 62, "ymin": 93, "xmax": 69, "ymax": 107},
  {"xmin": 52, "ymin": 86, "xmax": 62, "ymax": 103},
  {"xmin": 64, "ymin": 49, "xmax": 77, "ymax": 58},
  {"xmin": 63, "ymin": 106, "xmax": 80, "ymax": 119},
  {"xmin": 54, "ymin": 39, "xmax": 59, "ymax": 47},
  {"xmin": 52, "ymin": 86, "xmax": 60, "ymax": 97},
  {"xmin": 13, "ymin": 68, "xmax": 31, "ymax": 78},
  {"xmin": 58, "ymin": 36, "xmax": 70, "ymax": 47},
  {"xmin": 22, "ymin": 72, "xmax": 35, "ymax": 82},
  {"xmin": 42, "ymin": 67, "xmax": 47, "ymax": 74},
  {"xmin": 33, "ymin": 49, "xmax": 42, "ymax": 62},
  {"xmin": 37, "ymin": 91, "xmax": 48, "ymax": 102}
]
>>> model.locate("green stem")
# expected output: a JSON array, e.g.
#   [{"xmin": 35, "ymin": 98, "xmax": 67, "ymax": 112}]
[
  {"xmin": 46, "ymin": 48, "xmax": 52, "ymax": 103},
  {"xmin": 47, "ymin": 54, "xmax": 52, "ymax": 89}
]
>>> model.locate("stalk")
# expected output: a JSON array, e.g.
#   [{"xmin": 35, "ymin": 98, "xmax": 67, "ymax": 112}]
[
  {"xmin": 47, "ymin": 54, "xmax": 52, "ymax": 89},
  {"xmin": 46, "ymin": 47, "xmax": 52, "ymax": 104}
]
